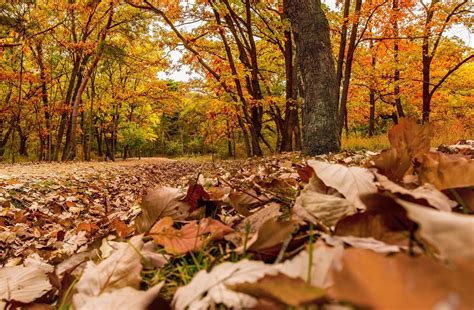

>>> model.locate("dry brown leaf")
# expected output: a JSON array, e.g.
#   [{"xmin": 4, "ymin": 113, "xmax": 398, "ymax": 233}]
[
  {"xmin": 225, "ymin": 203, "xmax": 282, "ymax": 246},
  {"xmin": 226, "ymin": 190, "xmax": 266, "ymax": 216},
  {"xmin": 396, "ymin": 198, "xmax": 474, "ymax": 259},
  {"xmin": 308, "ymin": 160, "xmax": 377, "ymax": 209},
  {"xmin": 375, "ymin": 173, "xmax": 456, "ymax": 211},
  {"xmin": 229, "ymin": 273, "xmax": 325, "ymax": 307},
  {"xmin": 72, "ymin": 235, "xmax": 144, "ymax": 308},
  {"xmin": 149, "ymin": 217, "xmax": 233, "ymax": 255},
  {"xmin": 245, "ymin": 218, "xmax": 299, "ymax": 256},
  {"xmin": 417, "ymin": 152, "xmax": 474, "ymax": 190},
  {"xmin": 330, "ymin": 248, "xmax": 474, "ymax": 309},
  {"xmin": 371, "ymin": 118, "xmax": 432, "ymax": 181},
  {"xmin": 135, "ymin": 187, "xmax": 190, "ymax": 233},
  {"xmin": 334, "ymin": 194, "xmax": 416, "ymax": 245},
  {"xmin": 0, "ymin": 265, "xmax": 52, "ymax": 307}
]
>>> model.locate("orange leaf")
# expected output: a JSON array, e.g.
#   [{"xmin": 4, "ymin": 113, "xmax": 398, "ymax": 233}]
[{"xmin": 149, "ymin": 217, "xmax": 233, "ymax": 255}]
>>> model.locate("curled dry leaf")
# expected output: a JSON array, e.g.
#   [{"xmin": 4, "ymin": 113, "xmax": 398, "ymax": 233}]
[
  {"xmin": 417, "ymin": 152, "xmax": 474, "ymax": 190},
  {"xmin": 308, "ymin": 160, "xmax": 377, "ymax": 210},
  {"xmin": 72, "ymin": 235, "xmax": 144, "ymax": 309},
  {"xmin": 371, "ymin": 118, "xmax": 432, "ymax": 181},
  {"xmin": 77, "ymin": 283, "xmax": 164, "ymax": 310},
  {"xmin": 322, "ymin": 235, "xmax": 401, "ymax": 254},
  {"xmin": 225, "ymin": 203, "xmax": 282, "ymax": 248},
  {"xmin": 149, "ymin": 217, "xmax": 233, "ymax": 255},
  {"xmin": 245, "ymin": 218, "xmax": 299, "ymax": 257},
  {"xmin": 229, "ymin": 273, "xmax": 325, "ymax": 307},
  {"xmin": 135, "ymin": 187, "xmax": 190, "ymax": 233},
  {"xmin": 277, "ymin": 241, "xmax": 344, "ymax": 289},
  {"xmin": 330, "ymin": 248, "xmax": 474, "ymax": 309},
  {"xmin": 334, "ymin": 194, "xmax": 416, "ymax": 245},
  {"xmin": 172, "ymin": 259, "xmax": 278, "ymax": 310},
  {"xmin": 0, "ymin": 265, "xmax": 53, "ymax": 307},
  {"xmin": 375, "ymin": 173, "xmax": 456, "ymax": 211},
  {"xmin": 226, "ymin": 189, "xmax": 266, "ymax": 216},
  {"xmin": 182, "ymin": 184, "xmax": 210, "ymax": 212},
  {"xmin": 396, "ymin": 198, "xmax": 474, "ymax": 259},
  {"xmin": 293, "ymin": 180, "xmax": 356, "ymax": 226}
]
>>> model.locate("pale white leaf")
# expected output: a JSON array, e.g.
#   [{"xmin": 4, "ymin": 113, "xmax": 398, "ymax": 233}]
[
  {"xmin": 0, "ymin": 265, "xmax": 52, "ymax": 304},
  {"xmin": 172, "ymin": 260, "xmax": 278, "ymax": 310},
  {"xmin": 72, "ymin": 235, "xmax": 144, "ymax": 309},
  {"xmin": 308, "ymin": 160, "xmax": 377, "ymax": 209},
  {"xmin": 396, "ymin": 199, "xmax": 474, "ymax": 259},
  {"xmin": 293, "ymin": 183, "xmax": 356, "ymax": 226},
  {"xmin": 77, "ymin": 283, "xmax": 164, "ymax": 310}
]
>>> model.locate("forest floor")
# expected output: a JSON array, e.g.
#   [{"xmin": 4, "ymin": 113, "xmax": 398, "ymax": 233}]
[{"xmin": 1, "ymin": 122, "xmax": 473, "ymax": 309}]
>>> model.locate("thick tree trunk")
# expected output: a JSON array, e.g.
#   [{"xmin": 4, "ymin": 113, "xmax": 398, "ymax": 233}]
[{"xmin": 287, "ymin": 0, "xmax": 340, "ymax": 155}]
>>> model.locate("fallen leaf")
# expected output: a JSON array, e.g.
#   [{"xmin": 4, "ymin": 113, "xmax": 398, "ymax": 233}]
[
  {"xmin": 149, "ymin": 217, "xmax": 233, "ymax": 255},
  {"xmin": 322, "ymin": 235, "xmax": 401, "ymax": 254},
  {"xmin": 229, "ymin": 273, "xmax": 325, "ymax": 307},
  {"xmin": 226, "ymin": 190, "xmax": 265, "ymax": 216},
  {"xmin": 371, "ymin": 118, "xmax": 432, "ymax": 181},
  {"xmin": 308, "ymin": 160, "xmax": 377, "ymax": 209},
  {"xmin": 396, "ymin": 198, "xmax": 474, "ymax": 259},
  {"xmin": 330, "ymin": 248, "xmax": 474, "ymax": 309},
  {"xmin": 417, "ymin": 152, "xmax": 474, "ymax": 190},
  {"xmin": 77, "ymin": 283, "xmax": 164, "ymax": 310},
  {"xmin": 182, "ymin": 184, "xmax": 210, "ymax": 211},
  {"xmin": 172, "ymin": 259, "xmax": 278, "ymax": 309},
  {"xmin": 375, "ymin": 173, "xmax": 456, "ymax": 211},
  {"xmin": 0, "ymin": 265, "xmax": 52, "ymax": 306},
  {"xmin": 246, "ymin": 218, "xmax": 299, "ymax": 257},
  {"xmin": 334, "ymin": 194, "xmax": 416, "ymax": 245},
  {"xmin": 293, "ymin": 180, "xmax": 356, "ymax": 226},
  {"xmin": 72, "ymin": 235, "xmax": 144, "ymax": 308},
  {"xmin": 135, "ymin": 187, "xmax": 190, "ymax": 233}
]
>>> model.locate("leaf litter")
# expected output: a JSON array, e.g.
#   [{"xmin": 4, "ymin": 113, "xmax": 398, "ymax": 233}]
[{"xmin": 0, "ymin": 119, "xmax": 473, "ymax": 309}]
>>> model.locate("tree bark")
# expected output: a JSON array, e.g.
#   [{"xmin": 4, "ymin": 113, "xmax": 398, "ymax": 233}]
[
  {"xmin": 338, "ymin": 0, "xmax": 362, "ymax": 135},
  {"xmin": 287, "ymin": 0, "xmax": 340, "ymax": 155}
]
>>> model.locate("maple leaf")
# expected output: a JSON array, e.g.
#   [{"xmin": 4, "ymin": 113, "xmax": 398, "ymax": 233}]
[{"xmin": 149, "ymin": 217, "xmax": 233, "ymax": 255}]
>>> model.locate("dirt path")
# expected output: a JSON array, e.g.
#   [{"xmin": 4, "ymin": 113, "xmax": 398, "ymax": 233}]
[{"xmin": 0, "ymin": 157, "xmax": 174, "ymax": 179}]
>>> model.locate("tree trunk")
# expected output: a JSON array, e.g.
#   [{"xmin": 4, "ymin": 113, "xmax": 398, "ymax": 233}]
[
  {"xmin": 338, "ymin": 0, "xmax": 362, "ymax": 135},
  {"xmin": 287, "ymin": 0, "xmax": 340, "ymax": 155},
  {"xmin": 336, "ymin": 0, "xmax": 351, "ymax": 103},
  {"xmin": 392, "ymin": 0, "xmax": 405, "ymax": 119},
  {"xmin": 280, "ymin": 0, "xmax": 299, "ymax": 152}
]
